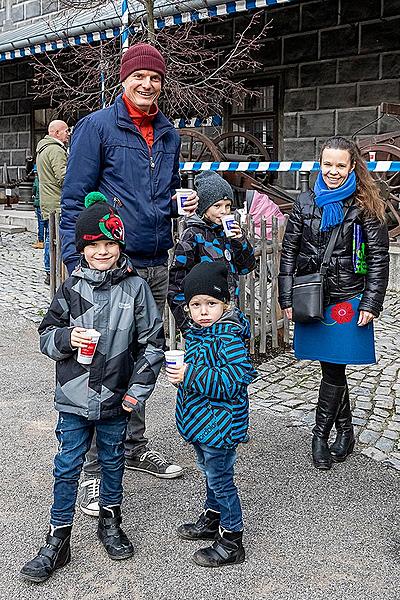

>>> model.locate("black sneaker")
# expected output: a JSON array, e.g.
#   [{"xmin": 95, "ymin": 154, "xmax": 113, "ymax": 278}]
[
  {"xmin": 79, "ymin": 478, "xmax": 100, "ymax": 516},
  {"xmin": 125, "ymin": 450, "xmax": 183, "ymax": 479}
]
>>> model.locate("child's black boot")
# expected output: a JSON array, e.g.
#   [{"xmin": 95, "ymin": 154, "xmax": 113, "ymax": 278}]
[
  {"xmin": 177, "ymin": 509, "xmax": 220, "ymax": 540},
  {"xmin": 97, "ymin": 505, "xmax": 134, "ymax": 560},
  {"xmin": 192, "ymin": 527, "xmax": 245, "ymax": 567},
  {"xmin": 20, "ymin": 524, "xmax": 72, "ymax": 583}
]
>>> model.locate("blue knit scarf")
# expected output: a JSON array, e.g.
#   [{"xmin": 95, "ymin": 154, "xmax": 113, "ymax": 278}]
[{"xmin": 314, "ymin": 171, "xmax": 356, "ymax": 231}]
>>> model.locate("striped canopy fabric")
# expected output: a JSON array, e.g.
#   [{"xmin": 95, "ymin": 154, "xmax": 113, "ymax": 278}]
[{"xmin": 0, "ymin": 0, "xmax": 297, "ymax": 62}]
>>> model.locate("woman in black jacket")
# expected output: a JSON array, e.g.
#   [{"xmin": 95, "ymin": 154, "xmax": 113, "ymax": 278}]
[{"xmin": 279, "ymin": 136, "xmax": 389, "ymax": 470}]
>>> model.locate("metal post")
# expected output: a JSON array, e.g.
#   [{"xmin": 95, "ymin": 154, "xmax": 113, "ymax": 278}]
[
  {"xmin": 299, "ymin": 171, "xmax": 310, "ymax": 192},
  {"xmin": 49, "ymin": 212, "xmax": 57, "ymax": 297},
  {"xmin": 121, "ymin": 0, "xmax": 129, "ymax": 54},
  {"xmin": 187, "ymin": 172, "xmax": 194, "ymax": 190}
]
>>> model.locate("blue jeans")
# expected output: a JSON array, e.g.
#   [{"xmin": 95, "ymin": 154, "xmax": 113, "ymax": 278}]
[
  {"xmin": 193, "ymin": 442, "xmax": 243, "ymax": 532},
  {"xmin": 43, "ymin": 221, "xmax": 50, "ymax": 273},
  {"xmin": 34, "ymin": 207, "xmax": 46, "ymax": 242},
  {"xmin": 51, "ymin": 412, "xmax": 128, "ymax": 527}
]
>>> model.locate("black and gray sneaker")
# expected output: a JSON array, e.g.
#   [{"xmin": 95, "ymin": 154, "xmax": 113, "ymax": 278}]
[
  {"xmin": 125, "ymin": 450, "xmax": 183, "ymax": 479},
  {"xmin": 79, "ymin": 478, "xmax": 100, "ymax": 516}
]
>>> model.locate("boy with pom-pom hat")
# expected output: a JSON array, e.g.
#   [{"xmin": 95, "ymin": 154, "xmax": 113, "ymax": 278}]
[{"xmin": 20, "ymin": 193, "xmax": 164, "ymax": 583}]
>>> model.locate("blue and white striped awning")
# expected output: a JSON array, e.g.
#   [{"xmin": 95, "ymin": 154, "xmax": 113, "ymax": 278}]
[
  {"xmin": 179, "ymin": 161, "xmax": 400, "ymax": 172},
  {"xmin": 0, "ymin": 0, "xmax": 296, "ymax": 62},
  {"xmin": 155, "ymin": 0, "xmax": 293, "ymax": 29}
]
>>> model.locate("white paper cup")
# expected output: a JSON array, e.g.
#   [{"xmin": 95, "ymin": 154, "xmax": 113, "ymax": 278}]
[
  {"xmin": 77, "ymin": 329, "xmax": 101, "ymax": 365},
  {"xmin": 175, "ymin": 188, "xmax": 192, "ymax": 215},
  {"xmin": 368, "ymin": 151, "xmax": 376, "ymax": 161},
  {"xmin": 221, "ymin": 214, "xmax": 236, "ymax": 237},
  {"xmin": 164, "ymin": 350, "xmax": 185, "ymax": 367}
]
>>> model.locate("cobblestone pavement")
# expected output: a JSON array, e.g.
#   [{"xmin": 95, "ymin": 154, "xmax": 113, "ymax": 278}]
[{"xmin": 1, "ymin": 230, "xmax": 399, "ymax": 471}]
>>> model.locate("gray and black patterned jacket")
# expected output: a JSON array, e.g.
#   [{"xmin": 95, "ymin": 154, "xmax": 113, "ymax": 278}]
[{"xmin": 38, "ymin": 255, "xmax": 164, "ymax": 420}]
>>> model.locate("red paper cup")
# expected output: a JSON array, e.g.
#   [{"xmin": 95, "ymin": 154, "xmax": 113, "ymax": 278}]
[{"xmin": 77, "ymin": 329, "xmax": 101, "ymax": 365}]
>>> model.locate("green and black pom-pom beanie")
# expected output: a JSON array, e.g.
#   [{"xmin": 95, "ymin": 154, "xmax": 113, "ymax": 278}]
[{"xmin": 75, "ymin": 192, "xmax": 125, "ymax": 252}]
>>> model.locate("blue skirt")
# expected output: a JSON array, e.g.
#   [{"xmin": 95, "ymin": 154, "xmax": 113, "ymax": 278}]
[{"xmin": 294, "ymin": 295, "xmax": 376, "ymax": 365}]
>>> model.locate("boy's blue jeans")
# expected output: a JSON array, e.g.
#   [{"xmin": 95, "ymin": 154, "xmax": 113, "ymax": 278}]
[
  {"xmin": 43, "ymin": 221, "xmax": 50, "ymax": 273},
  {"xmin": 192, "ymin": 442, "xmax": 243, "ymax": 532},
  {"xmin": 34, "ymin": 207, "xmax": 46, "ymax": 242},
  {"xmin": 51, "ymin": 412, "xmax": 127, "ymax": 527}
]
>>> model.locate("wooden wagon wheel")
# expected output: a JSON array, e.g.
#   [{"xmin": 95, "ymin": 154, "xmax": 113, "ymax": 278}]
[
  {"xmin": 213, "ymin": 131, "xmax": 271, "ymax": 162},
  {"xmin": 178, "ymin": 130, "xmax": 222, "ymax": 163},
  {"xmin": 360, "ymin": 143, "xmax": 400, "ymax": 240},
  {"xmin": 212, "ymin": 131, "xmax": 272, "ymax": 192}
]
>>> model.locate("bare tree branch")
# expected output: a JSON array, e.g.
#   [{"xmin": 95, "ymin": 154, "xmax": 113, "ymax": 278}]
[{"xmin": 30, "ymin": 4, "xmax": 270, "ymax": 121}]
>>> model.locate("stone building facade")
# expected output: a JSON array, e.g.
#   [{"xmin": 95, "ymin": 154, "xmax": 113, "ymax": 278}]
[{"xmin": 0, "ymin": 0, "xmax": 399, "ymax": 186}]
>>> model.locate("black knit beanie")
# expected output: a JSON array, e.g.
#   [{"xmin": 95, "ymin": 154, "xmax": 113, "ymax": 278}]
[
  {"xmin": 75, "ymin": 192, "xmax": 125, "ymax": 252},
  {"xmin": 183, "ymin": 262, "xmax": 230, "ymax": 304},
  {"xmin": 194, "ymin": 170, "xmax": 234, "ymax": 216}
]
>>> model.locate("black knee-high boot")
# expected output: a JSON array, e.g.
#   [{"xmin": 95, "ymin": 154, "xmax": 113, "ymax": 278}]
[
  {"xmin": 312, "ymin": 380, "xmax": 346, "ymax": 470},
  {"xmin": 329, "ymin": 385, "xmax": 355, "ymax": 462}
]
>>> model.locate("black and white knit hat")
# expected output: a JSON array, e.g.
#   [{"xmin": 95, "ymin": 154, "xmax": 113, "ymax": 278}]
[
  {"xmin": 183, "ymin": 262, "xmax": 230, "ymax": 304},
  {"xmin": 75, "ymin": 192, "xmax": 125, "ymax": 252},
  {"xmin": 194, "ymin": 170, "xmax": 234, "ymax": 216}
]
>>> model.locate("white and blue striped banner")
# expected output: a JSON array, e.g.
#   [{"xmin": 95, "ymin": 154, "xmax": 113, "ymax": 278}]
[
  {"xmin": 179, "ymin": 161, "xmax": 400, "ymax": 172},
  {"xmin": 1, "ymin": 0, "xmax": 294, "ymax": 62}
]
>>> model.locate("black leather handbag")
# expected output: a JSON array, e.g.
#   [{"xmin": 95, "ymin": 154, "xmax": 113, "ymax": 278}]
[{"xmin": 292, "ymin": 221, "xmax": 345, "ymax": 324}]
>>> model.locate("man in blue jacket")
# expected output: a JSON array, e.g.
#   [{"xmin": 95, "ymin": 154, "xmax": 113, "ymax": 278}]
[{"xmin": 60, "ymin": 42, "xmax": 198, "ymax": 517}]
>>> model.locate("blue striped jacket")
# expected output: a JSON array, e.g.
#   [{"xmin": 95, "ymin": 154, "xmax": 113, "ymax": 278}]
[{"xmin": 176, "ymin": 308, "xmax": 258, "ymax": 448}]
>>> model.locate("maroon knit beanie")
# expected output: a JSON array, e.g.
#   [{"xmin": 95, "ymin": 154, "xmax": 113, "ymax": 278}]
[{"xmin": 120, "ymin": 43, "xmax": 166, "ymax": 83}]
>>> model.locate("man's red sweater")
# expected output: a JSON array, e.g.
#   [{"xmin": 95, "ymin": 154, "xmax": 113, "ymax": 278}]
[{"xmin": 122, "ymin": 93, "xmax": 158, "ymax": 149}]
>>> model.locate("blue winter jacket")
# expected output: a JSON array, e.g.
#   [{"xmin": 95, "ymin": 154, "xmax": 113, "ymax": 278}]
[
  {"xmin": 60, "ymin": 94, "xmax": 181, "ymax": 273},
  {"xmin": 176, "ymin": 308, "xmax": 258, "ymax": 449}
]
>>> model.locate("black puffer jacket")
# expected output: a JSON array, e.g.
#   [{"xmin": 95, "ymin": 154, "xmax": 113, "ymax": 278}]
[{"xmin": 278, "ymin": 190, "xmax": 389, "ymax": 316}]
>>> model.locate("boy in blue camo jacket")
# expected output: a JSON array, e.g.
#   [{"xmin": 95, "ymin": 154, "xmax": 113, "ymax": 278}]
[
  {"xmin": 167, "ymin": 170, "xmax": 255, "ymax": 333},
  {"xmin": 166, "ymin": 261, "xmax": 257, "ymax": 567}
]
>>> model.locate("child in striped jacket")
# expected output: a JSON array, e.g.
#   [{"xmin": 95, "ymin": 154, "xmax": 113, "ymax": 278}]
[{"xmin": 166, "ymin": 262, "xmax": 257, "ymax": 568}]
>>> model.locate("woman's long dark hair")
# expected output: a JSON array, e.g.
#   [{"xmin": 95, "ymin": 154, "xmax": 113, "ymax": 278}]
[{"xmin": 319, "ymin": 136, "xmax": 386, "ymax": 222}]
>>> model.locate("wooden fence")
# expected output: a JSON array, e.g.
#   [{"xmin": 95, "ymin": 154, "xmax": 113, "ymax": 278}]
[
  {"xmin": 166, "ymin": 214, "xmax": 289, "ymax": 354},
  {"xmin": 49, "ymin": 213, "xmax": 289, "ymax": 356}
]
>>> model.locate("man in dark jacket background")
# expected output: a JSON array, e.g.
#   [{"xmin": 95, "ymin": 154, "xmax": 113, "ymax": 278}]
[{"xmin": 60, "ymin": 43, "xmax": 198, "ymax": 516}]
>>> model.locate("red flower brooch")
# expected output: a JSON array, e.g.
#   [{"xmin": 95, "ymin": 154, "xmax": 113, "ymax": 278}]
[{"xmin": 331, "ymin": 302, "xmax": 355, "ymax": 324}]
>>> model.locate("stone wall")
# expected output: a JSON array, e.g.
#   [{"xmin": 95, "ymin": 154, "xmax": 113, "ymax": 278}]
[
  {"xmin": 0, "ymin": 60, "xmax": 33, "ymax": 180},
  {"xmin": 266, "ymin": 0, "xmax": 400, "ymax": 189},
  {"xmin": 0, "ymin": 1, "xmax": 60, "ymax": 31}
]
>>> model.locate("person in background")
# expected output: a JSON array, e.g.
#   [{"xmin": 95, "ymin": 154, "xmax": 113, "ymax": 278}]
[
  {"xmin": 31, "ymin": 165, "xmax": 47, "ymax": 250},
  {"xmin": 35, "ymin": 120, "xmax": 69, "ymax": 285}
]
